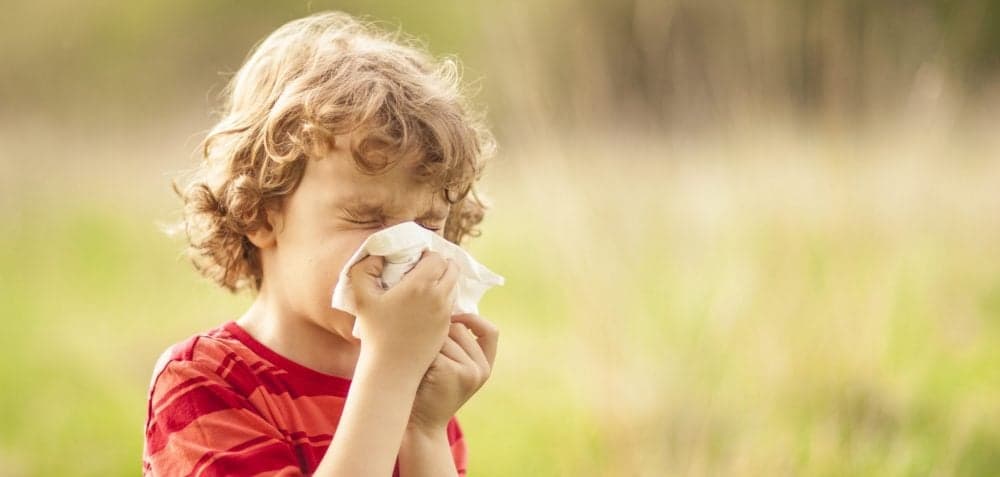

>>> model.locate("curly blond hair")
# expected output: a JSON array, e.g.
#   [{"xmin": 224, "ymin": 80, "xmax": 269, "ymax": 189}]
[{"xmin": 173, "ymin": 11, "xmax": 496, "ymax": 293}]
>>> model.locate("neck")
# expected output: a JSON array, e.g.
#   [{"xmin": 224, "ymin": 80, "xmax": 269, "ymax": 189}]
[{"xmin": 236, "ymin": 287, "xmax": 362, "ymax": 380}]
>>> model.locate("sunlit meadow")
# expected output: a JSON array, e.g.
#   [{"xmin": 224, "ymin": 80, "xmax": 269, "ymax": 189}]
[
  {"xmin": 2, "ymin": 1, "xmax": 999, "ymax": 475},
  {"xmin": 1, "ymin": 118, "xmax": 997, "ymax": 475}
]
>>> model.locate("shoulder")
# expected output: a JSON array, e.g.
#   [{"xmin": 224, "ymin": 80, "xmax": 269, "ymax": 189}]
[
  {"xmin": 151, "ymin": 322, "xmax": 240, "ymax": 366},
  {"xmin": 142, "ymin": 324, "xmax": 302, "ymax": 476},
  {"xmin": 149, "ymin": 323, "xmax": 242, "ymax": 379},
  {"xmin": 146, "ymin": 323, "xmax": 253, "ymax": 403},
  {"xmin": 143, "ymin": 323, "xmax": 270, "ymax": 440}
]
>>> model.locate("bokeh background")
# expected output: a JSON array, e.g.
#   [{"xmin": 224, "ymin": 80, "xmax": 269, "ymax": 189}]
[{"xmin": 2, "ymin": 1, "xmax": 999, "ymax": 475}]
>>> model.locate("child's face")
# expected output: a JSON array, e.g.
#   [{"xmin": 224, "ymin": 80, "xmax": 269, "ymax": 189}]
[{"xmin": 260, "ymin": 135, "xmax": 450, "ymax": 341}]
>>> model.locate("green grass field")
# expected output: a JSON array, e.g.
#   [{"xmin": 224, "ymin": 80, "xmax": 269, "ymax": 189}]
[{"xmin": 1, "ymin": 125, "xmax": 998, "ymax": 476}]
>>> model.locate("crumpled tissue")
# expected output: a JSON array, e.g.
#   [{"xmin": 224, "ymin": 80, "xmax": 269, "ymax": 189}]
[{"xmin": 330, "ymin": 221, "xmax": 504, "ymax": 338}]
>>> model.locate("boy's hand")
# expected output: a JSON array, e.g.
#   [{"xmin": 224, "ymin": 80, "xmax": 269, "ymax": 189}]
[
  {"xmin": 408, "ymin": 313, "xmax": 499, "ymax": 433},
  {"xmin": 349, "ymin": 251, "xmax": 459, "ymax": 375}
]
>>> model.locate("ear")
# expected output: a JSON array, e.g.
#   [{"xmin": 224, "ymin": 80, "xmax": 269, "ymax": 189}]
[{"xmin": 246, "ymin": 206, "xmax": 282, "ymax": 249}]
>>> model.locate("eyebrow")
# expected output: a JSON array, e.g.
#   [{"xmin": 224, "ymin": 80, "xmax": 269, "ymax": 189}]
[{"xmin": 340, "ymin": 197, "xmax": 449, "ymax": 221}]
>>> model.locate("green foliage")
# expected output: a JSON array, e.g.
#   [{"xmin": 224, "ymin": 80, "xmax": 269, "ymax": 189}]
[
  {"xmin": 1, "ymin": 2, "xmax": 998, "ymax": 474},
  {"xmin": 1, "ymin": 127, "xmax": 998, "ymax": 476}
]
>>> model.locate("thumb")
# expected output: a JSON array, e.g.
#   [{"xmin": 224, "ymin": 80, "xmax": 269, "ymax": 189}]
[{"xmin": 348, "ymin": 255, "xmax": 385, "ymax": 302}]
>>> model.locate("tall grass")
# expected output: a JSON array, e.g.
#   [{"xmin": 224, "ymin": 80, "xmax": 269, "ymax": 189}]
[
  {"xmin": 1, "ymin": 120, "xmax": 997, "ymax": 476},
  {"xmin": 466, "ymin": 123, "xmax": 1000, "ymax": 475},
  {"xmin": 1, "ymin": 1, "xmax": 998, "ymax": 475}
]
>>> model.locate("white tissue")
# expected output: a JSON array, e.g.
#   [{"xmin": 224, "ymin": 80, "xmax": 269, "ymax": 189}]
[{"xmin": 330, "ymin": 221, "xmax": 504, "ymax": 338}]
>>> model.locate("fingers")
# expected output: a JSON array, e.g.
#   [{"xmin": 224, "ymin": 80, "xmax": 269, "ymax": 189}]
[
  {"xmin": 348, "ymin": 254, "xmax": 384, "ymax": 279},
  {"xmin": 347, "ymin": 255, "xmax": 386, "ymax": 300},
  {"xmin": 450, "ymin": 314, "xmax": 499, "ymax": 368},
  {"xmin": 399, "ymin": 250, "xmax": 448, "ymax": 285},
  {"xmin": 449, "ymin": 322, "xmax": 490, "ymax": 373},
  {"xmin": 439, "ymin": 335, "xmax": 470, "ymax": 365},
  {"xmin": 435, "ymin": 259, "xmax": 459, "ymax": 291}
]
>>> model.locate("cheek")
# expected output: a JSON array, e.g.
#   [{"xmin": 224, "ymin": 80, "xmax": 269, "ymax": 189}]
[
  {"xmin": 309, "ymin": 231, "xmax": 372, "ymax": 293},
  {"xmin": 276, "ymin": 225, "xmax": 375, "ymax": 307}
]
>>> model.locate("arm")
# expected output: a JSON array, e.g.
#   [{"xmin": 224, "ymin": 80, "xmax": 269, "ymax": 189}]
[
  {"xmin": 145, "ymin": 353, "xmax": 424, "ymax": 477},
  {"xmin": 397, "ymin": 425, "xmax": 460, "ymax": 477},
  {"xmin": 314, "ymin": 252, "xmax": 461, "ymax": 476},
  {"xmin": 312, "ymin": 351, "xmax": 423, "ymax": 477},
  {"xmin": 399, "ymin": 314, "xmax": 500, "ymax": 477}
]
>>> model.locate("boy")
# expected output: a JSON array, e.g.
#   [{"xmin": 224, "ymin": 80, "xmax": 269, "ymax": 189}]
[{"xmin": 143, "ymin": 11, "xmax": 499, "ymax": 477}]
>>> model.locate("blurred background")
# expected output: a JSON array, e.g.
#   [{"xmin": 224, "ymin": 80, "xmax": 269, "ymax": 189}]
[{"xmin": 1, "ymin": 1, "xmax": 998, "ymax": 475}]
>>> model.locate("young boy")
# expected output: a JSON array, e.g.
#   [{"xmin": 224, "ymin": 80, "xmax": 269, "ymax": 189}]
[{"xmin": 143, "ymin": 11, "xmax": 499, "ymax": 477}]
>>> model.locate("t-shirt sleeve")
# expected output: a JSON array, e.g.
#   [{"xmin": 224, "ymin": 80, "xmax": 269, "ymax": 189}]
[
  {"xmin": 143, "ymin": 359, "xmax": 304, "ymax": 477},
  {"xmin": 447, "ymin": 417, "xmax": 468, "ymax": 476}
]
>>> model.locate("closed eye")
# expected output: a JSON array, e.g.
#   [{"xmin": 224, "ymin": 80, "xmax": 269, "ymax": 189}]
[
  {"xmin": 344, "ymin": 218, "xmax": 383, "ymax": 227},
  {"xmin": 345, "ymin": 217, "xmax": 440, "ymax": 232}
]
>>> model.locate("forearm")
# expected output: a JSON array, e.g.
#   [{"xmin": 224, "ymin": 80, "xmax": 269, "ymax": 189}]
[
  {"xmin": 313, "ymin": 351, "xmax": 423, "ymax": 477},
  {"xmin": 397, "ymin": 425, "xmax": 460, "ymax": 477}
]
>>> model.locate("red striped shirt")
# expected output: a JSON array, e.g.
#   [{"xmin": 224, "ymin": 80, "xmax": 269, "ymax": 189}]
[{"xmin": 142, "ymin": 321, "xmax": 467, "ymax": 476}]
